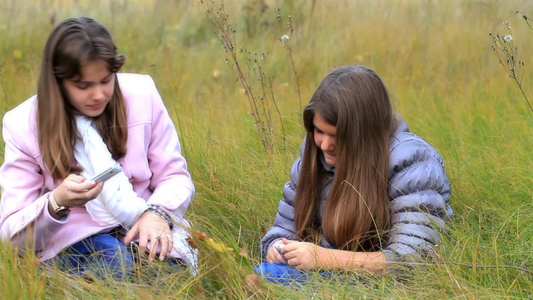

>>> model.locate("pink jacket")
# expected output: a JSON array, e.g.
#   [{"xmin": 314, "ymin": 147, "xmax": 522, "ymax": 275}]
[{"xmin": 0, "ymin": 73, "xmax": 195, "ymax": 261}]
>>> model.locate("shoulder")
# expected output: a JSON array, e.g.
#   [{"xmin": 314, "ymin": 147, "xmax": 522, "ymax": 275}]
[
  {"xmin": 289, "ymin": 156, "xmax": 302, "ymax": 184},
  {"xmin": 388, "ymin": 121, "xmax": 445, "ymax": 176},
  {"xmin": 387, "ymin": 120, "xmax": 450, "ymax": 198},
  {"xmin": 117, "ymin": 73, "xmax": 158, "ymax": 99},
  {"xmin": 3, "ymin": 96, "xmax": 38, "ymax": 136},
  {"xmin": 117, "ymin": 73, "xmax": 165, "ymax": 123},
  {"xmin": 289, "ymin": 137, "xmax": 308, "ymax": 184},
  {"xmin": 2, "ymin": 96, "xmax": 40, "ymax": 157}
]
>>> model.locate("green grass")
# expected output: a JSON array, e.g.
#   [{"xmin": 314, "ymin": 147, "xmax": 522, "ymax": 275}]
[{"xmin": 1, "ymin": 0, "xmax": 532, "ymax": 298}]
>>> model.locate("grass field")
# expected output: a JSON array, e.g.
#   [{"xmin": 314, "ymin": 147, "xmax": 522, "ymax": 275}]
[{"xmin": 0, "ymin": 0, "xmax": 532, "ymax": 298}]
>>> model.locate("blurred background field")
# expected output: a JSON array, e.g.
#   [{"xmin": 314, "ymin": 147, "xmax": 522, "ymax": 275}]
[{"xmin": 0, "ymin": 0, "xmax": 532, "ymax": 298}]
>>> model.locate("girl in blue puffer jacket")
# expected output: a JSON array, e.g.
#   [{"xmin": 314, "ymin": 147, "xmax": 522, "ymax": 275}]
[{"xmin": 256, "ymin": 65, "xmax": 452, "ymax": 283}]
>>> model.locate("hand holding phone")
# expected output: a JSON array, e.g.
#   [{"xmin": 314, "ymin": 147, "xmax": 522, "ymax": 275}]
[
  {"xmin": 91, "ymin": 164, "xmax": 122, "ymax": 183},
  {"xmin": 275, "ymin": 244, "xmax": 285, "ymax": 254}
]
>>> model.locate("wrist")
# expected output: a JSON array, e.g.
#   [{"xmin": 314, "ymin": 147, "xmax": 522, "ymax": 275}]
[
  {"xmin": 49, "ymin": 190, "xmax": 71, "ymax": 218},
  {"xmin": 318, "ymin": 247, "xmax": 334, "ymax": 269},
  {"xmin": 145, "ymin": 205, "xmax": 174, "ymax": 230}
]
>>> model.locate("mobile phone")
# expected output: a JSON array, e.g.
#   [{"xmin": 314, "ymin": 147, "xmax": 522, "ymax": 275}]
[
  {"xmin": 275, "ymin": 244, "xmax": 284, "ymax": 254},
  {"xmin": 91, "ymin": 164, "xmax": 122, "ymax": 182}
]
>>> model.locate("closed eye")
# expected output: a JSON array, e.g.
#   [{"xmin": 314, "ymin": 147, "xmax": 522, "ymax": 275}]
[
  {"xmin": 101, "ymin": 73, "xmax": 113, "ymax": 84},
  {"xmin": 314, "ymin": 127, "xmax": 335, "ymax": 138}
]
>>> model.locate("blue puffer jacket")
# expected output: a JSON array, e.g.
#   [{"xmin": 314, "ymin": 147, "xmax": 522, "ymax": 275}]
[{"xmin": 260, "ymin": 119, "xmax": 453, "ymax": 262}]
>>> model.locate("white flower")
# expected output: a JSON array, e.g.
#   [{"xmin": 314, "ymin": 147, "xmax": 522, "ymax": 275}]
[
  {"xmin": 281, "ymin": 34, "xmax": 290, "ymax": 42},
  {"xmin": 503, "ymin": 35, "xmax": 513, "ymax": 43}
]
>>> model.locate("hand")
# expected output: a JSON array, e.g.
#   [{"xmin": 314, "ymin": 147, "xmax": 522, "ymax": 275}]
[
  {"xmin": 280, "ymin": 238, "xmax": 327, "ymax": 270},
  {"xmin": 266, "ymin": 240, "xmax": 288, "ymax": 263},
  {"xmin": 123, "ymin": 211, "xmax": 173, "ymax": 262},
  {"xmin": 53, "ymin": 174, "xmax": 102, "ymax": 208}
]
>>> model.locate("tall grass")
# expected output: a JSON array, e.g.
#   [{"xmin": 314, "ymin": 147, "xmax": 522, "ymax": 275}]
[{"xmin": 0, "ymin": 0, "xmax": 532, "ymax": 298}]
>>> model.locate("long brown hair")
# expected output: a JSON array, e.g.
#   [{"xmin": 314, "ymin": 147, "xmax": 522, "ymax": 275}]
[
  {"xmin": 294, "ymin": 65, "xmax": 394, "ymax": 251},
  {"xmin": 37, "ymin": 17, "xmax": 128, "ymax": 180}
]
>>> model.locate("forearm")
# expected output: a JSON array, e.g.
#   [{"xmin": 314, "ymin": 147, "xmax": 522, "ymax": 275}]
[
  {"xmin": 319, "ymin": 248, "xmax": 387, "ymax": 272},
  {"xmin": 4, "ymin": 193, "xmax": 67, "ymax": 252},
  {"xmin": 147, "ymin": 74, "xmax": 195, "ymax": 216},
  {"xmin": 149, "ymin": 177, "xmax": 194, "ymax": 215}
]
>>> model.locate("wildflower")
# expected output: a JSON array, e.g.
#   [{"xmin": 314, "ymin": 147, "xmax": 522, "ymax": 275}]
[
  {"xmin": 503, "ymin": 35, "xmax": 513, "ymax": 43},
  {"xmin": 191, "ymin": 231, "xmax": 233, "ymax": 252},
  {"xmin": 281, "ymin": 34, "xmax": 290, "ymax": 42}
]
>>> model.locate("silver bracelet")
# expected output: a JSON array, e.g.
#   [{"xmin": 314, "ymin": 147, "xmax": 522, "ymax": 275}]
[{"xmin": 146, "ymin": 205, "xmax": 174, "ymax": 230}]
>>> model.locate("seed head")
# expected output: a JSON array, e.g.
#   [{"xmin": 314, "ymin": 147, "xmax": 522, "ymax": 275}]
[{"xmin": 503, "ymin": 35, "xmax": 513, "ymax": 43}]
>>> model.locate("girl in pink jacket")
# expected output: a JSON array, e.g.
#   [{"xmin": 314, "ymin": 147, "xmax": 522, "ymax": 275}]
[{"xmin": 0, "ymin": 17, "xmax": 196, "ymax": 278}]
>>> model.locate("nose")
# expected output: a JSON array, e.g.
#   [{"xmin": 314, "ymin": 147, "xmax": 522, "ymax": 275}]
[
  {"xmin": 92, "ymin": 85, "xmax": 105, "ymax": 101},
  {"xmin": 320, "ymin": 135, "xmax": 335, "ymax": 152}
]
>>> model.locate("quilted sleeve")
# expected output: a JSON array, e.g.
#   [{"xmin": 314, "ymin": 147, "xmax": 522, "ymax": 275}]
[{"xmin": 383, "ymin": 132, "xmax": 453, "ymax": 262}]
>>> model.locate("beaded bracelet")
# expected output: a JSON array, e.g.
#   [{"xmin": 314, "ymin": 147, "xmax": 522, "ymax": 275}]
[{"xmin": 146, "ymin": 205, "xmax": 174, "ymax": 230}]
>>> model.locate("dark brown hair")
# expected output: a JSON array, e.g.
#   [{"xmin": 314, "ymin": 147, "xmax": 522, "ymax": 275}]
[
  {"xmin": 37, "ymin": 17, "xmax": 127, "ymax": 180},
  {"xmin": 294, "ymin": 65, "xmax": 394, "ymax": 251}
]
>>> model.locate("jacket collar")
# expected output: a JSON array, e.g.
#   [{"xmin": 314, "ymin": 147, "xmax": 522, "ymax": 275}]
[{"xmin": 319, "ymin": 152, "xmax": 335, "ymax": 173}]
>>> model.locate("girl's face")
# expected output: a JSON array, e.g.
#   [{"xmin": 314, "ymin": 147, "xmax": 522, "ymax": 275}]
[
  {"xmin": 313, "ymin": 113, "xmax": 337, "ymax": 167},
  {"xmin": 62, "ymin": 59, "xmax": 115, "ymax": 117}
]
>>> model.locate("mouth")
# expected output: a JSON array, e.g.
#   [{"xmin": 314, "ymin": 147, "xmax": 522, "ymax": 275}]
[
  {"xmin": 323, "ymin": 152, "xmax": 336, "ymax": 167},
  {"xmin": 323, "ymin": 152, "xmax": 336, "ymax": 164},
  {"xmin": 88, "ymin": 102, "xmax": 106, "ymax": 110},
  {"xmin": 324, "ymin": 151, "xmax": 336, "ymax": 158}
]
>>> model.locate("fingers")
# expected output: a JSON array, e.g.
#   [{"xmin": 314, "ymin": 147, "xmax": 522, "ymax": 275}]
[
  {"xmin": 66, "ymin": 179, "xmax": 99, "ymax": 194},
  {"xmin": 81, "ymin": 181, "xmax": 103, "ymax": 198},
  {"xmin": 284, "ymin": 249, "xmax": 307, "ymax": 269},
  {"xmin": 129, "ymin": 212, "xmax": 173, "ymax": 262},
  {"xmin": 138, "ymin": 229, "xmax": 149, "ymax": 255},
  {"xmin": 266, "ymin": 250, "xmax": 276, "ymax": 263},
  {"xmin": 287, "ymin": 257, "xmax": 302, "ymax": 268},
  {"xmin": 265, "ymin": 239, "xmax": 301, "ymax": 263},
  {"xmin": 266, "ymin": 252, "xmax": 278, "ymax": 263},
  {"xmin": 146, "ymin": 233, "xmax": 173, "ymax": 262},
  {"xmin": 266, "ymin": 241, "xmax": 286, "ymax": 263},
  {"xmin": 148, "ymin": 234, "xmax": 159, "ymax": 262},
  {"xmin": 55, "ymin": 176, "xmax": 102, "ymax": 207},
  {"xmin": 158, "ymin": 234, "xmax": 173, "ymax": 260},
  {"xmin": 283, "ymin": 243, "xmax": 321, "ymax": 270},
  {"xmin": 123, "ymin": 223, "xmax": 139, "ymax": 245},
  {"xmin": 64, "ymin": 174, "xmax": 86, "ymax": 183},
  {"xmin": 125, "ymin": 226, "xmax": 168, "ymax": 263},
  {"xmin": 266, "ymin": 246, "xmax": 277, "ymax": 263},
  {"xmin": 282, "ymin": 238, "xmax": 296, "ymax": 244},
  {"xmin": 278, "ymin": 242, "xmax": 302, "ymax": 261},
  {"xmin": 275, "ymin": 251, "xmax": 286, "ymax": 262}
]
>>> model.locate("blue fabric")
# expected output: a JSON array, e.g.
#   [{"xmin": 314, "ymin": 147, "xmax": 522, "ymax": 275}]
[
  {"xmin": 51, "ymin": 233, "xmax": 135, "ymax": 279},
  {"xmin": 44, "ymin": 233, "xmax": 188, "ymax": 279},
  {"xmin": 253, "ymin": 262, "xmax": 334, "ymax": 285}
]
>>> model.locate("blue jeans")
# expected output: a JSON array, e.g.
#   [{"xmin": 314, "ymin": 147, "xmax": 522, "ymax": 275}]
[
  {"xmin": 254, "ymin": 262, "xmax": 335, "ymax": 285},
  {"xmin": 48, "ymin": 233, "xmax": 134, "ymax": 279}
]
